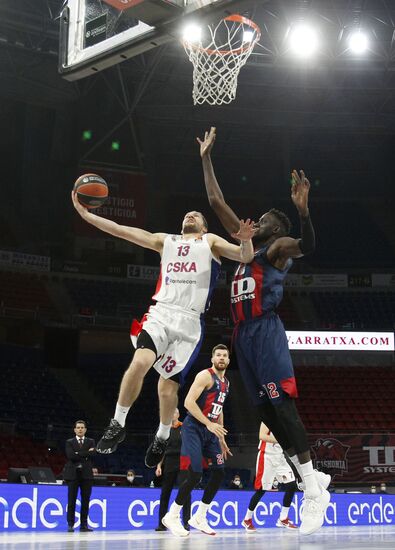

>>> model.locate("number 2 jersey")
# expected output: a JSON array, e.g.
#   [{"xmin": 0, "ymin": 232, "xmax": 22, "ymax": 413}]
[
  {"xmin": 188, "ymin": 367, "xmax": 230, "ymax": 424},
  {"xmin": 153, "ymin": 234, "xmax": 221, "ymax": 315},
  {"xmin": 230, "ymin": 244, "xmax": 292, "ymax": 323}
]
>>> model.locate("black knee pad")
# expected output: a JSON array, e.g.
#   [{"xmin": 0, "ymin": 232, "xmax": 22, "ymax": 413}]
[
  {"xmin": 202, "ymin": 469, "xmax": 225, "ymax": 504},
  {"xmin": 282, "ymin": 481, "xmax": 297, "ymax": 508},
  {"xmin": 248, "ymin": 488, "xmax": 265, "ymax": 511},
  {"xmin": 274, "ymin": 398, "xmax": 309, "ymax": 454},
  {"xmin": 187, "ymin": 469, "xmax": 202, "ymax": 487},
  {"xmin": 176, "ymin": 469, "xmax": 202, "ymax": 506},
  {"xmin": 256, "ymin": 402, "xmax": 292, "ymax": 451}
]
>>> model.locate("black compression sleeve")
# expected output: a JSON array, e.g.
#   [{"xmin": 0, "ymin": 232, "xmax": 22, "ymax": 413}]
[{"xmin": 298, "ymin": 212, "xmax": 315, "ymax": 255}]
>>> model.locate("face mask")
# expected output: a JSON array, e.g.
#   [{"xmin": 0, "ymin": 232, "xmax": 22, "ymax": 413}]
[
  {"xmin": 234, "ymin": 480, "xmax": 240, "ymax": 486},
  {"xmin": 127, "ymin": 476, "xmax": 134, "ymax": 482}
]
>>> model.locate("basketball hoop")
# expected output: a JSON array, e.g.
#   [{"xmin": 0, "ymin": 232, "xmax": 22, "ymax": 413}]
[{"xmin": 182, "ymin": 14, "xmax": 261, "ymax": 106}]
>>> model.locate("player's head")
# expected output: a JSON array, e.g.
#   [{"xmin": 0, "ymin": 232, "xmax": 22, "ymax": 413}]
[
  {"xmin": 253, "ymin": 208, "xmax": 291, "ymax": 244},
  {"xmin": 211, "ymin": 344, "xmax": 230, "ymax": 371},
  {"xmin": 181, "ymin": 211, "xmax": 208, "ymax": 235}
]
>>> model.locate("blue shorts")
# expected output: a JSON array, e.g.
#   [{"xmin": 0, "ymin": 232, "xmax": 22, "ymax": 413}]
[
  {"xmin": 234, "ymin": 313, "xmax": 298, "ymax": 406},
  {"xmin": 180, "ymin": 415, "xmax": 225, "ymax": 473}
]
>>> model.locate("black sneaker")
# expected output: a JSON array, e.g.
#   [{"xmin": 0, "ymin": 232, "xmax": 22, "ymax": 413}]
[
  {"xmin": 96, "ymin": 419, "xmax": 126, "ymax": 454},
  {"xmin": 145, "ymin": 435, "xmax": 169, "ymax": 468}
]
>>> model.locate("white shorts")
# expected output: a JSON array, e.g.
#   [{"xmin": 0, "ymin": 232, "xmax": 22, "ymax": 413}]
[
  {"xmin": 255, "ymin": 447, "xmax": 295, "ymax": 491},
  {"xmin": 130, "ymin": 302, "xmax": 204, "ymax": 381}
]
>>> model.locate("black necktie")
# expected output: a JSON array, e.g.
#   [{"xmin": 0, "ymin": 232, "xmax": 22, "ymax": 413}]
[{"xmin": 78, "ymin": 438, "xmax": 83, "ymax": 447}]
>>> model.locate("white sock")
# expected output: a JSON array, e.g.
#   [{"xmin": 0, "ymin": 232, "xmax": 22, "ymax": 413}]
[
  {"xmin": 244, "ymin": 509, "xmax": 253, "ymax": 521},
  {"xmin": 289, "ymin": 455, "xmax": 304, "ymax": 481},
  {"xmin": 114, "ymin": 403, "xmax": 130, "ymax": 427},
  {"xmin": 299, "ymin": 461, "xmax": 321, "ymax": 498},
  {"xmin": 156, "ymin": 422, "xmax": 171, "ymax": 440},
  {"xmin": 197, "ymin": 502, "xmax": 210, "ymax": 518},
  {"xmin": 280, "ymin": 506, "xmax": 290, "ymax": 521},
  {"xmin": 169, "ymin": 501, "xmax": 182, "ymax": 517}
]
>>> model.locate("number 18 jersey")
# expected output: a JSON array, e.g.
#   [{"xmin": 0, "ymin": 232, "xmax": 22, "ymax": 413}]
[{"xmin": 153, "ymin": 234, "xmax": 221, "ymax": 315}]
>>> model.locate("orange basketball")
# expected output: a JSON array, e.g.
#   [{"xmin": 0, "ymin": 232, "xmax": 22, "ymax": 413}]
[{"xmin": 74, "ymin": 173, "xmax": 108, "ymax": 209}]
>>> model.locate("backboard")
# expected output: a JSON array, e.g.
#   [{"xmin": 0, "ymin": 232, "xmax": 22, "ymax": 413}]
[{"xmin": 59, "ymin": 0, "xmax": 250, "ymax": 80}]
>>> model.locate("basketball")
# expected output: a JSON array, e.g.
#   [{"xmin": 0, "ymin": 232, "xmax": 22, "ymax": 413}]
[{"xmin": 74, "ymin": 173, "xmax": 108, "ymax": 209}]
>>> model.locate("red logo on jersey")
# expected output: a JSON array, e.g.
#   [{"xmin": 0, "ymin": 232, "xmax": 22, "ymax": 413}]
[{"xmin": 166, "ymin": 261, "xmax": 197, "ymax": 273}]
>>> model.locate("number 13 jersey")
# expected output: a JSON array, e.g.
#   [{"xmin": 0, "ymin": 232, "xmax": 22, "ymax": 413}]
[{"xmin": 153, "ymin": 234, "xmax": 221, "ymax": 315}]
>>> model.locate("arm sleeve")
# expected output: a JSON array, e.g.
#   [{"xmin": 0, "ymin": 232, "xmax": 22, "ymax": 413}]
[{"xmin": 298, "ymin": 213, "xmax": 315, "ymax": 255}]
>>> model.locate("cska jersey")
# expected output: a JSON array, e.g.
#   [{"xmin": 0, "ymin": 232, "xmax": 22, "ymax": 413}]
[
  {"xmin": 230, "ymin": 245, "xmax": 292, "ymax": 323},
  {"xmin": 191, "ymin": 368, "xmax": 230, "ymax": 423},
  {"xmin": 153, "ymin": 234, "xmax": 221, "ymax": 315}
]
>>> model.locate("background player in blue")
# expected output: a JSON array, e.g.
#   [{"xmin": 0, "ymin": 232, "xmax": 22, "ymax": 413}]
[
  {"xmin": 198, "ymin": 127, "xmax": 330, "ymax": 536},
  {"xmin": 162, "ymin": 344, "xmax": 231, "ymax": 537}
]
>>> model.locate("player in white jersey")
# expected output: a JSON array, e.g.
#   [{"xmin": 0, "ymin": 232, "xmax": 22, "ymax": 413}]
[
  {"xmin": 242, "ymin": 422, "xmax": 298, "ymax": 532},
  {"xmin": 71, "ymin": 192, "xmax": 254, "ymax": 464}
]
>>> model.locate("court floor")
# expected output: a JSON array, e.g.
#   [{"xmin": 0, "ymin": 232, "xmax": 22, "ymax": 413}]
[{"xmin": 1, "ymin": 526, "xmax": 395, "ymax": 550}]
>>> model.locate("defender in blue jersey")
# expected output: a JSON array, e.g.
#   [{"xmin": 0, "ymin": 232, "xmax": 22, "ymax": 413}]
[
  {"xmin": 198, "ymin": 127, "xmax": 331, "ymax": 536},
  {"xmin": 163, "ymin": 344, "xmax": 231, "ymax": 537}
]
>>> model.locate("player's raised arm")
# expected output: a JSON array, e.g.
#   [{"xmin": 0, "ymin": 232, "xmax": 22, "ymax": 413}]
[
  {"xmin": 267, "ymin": 170, "xmax": 315, "ymax": 263},
  {"xmin": 198, "ymin": 127, "xmax": 241, "ymax": 236},
  {"xmin": 208, "ymin": 218, "xmax": 255, "ymax": 263},
  {"xmin": 184, "ymin": 371, "xmax": 227, "ymax": 439},
  {"xmin": 71, "ymin": 190, "xmax": 165, "ymax": 253},
  {"xmin": 291, "ymin": 169, "xmax": 315, "ymax": 255}
]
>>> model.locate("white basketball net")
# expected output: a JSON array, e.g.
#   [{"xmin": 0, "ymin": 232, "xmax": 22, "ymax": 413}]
[{"xmin": 183, "ymin": 14, "xmax": 260, "ymax": 106}]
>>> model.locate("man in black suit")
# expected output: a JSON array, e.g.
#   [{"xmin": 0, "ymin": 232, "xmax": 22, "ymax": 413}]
[{"xmin": 63, "ymin": 420, "xmax": 96, "ymax": 532}]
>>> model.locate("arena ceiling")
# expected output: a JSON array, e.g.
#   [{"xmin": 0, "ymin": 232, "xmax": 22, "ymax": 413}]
[{"xmin": 0, "ymin": 1, "xmax": 394, "ymax": 176}]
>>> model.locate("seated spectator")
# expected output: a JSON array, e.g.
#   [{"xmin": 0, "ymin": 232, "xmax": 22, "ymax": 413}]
[
  {"xmin": 380, "ymin": 482, "xmax": 387, "ymax": 494},
  {"xmin": 229, "ymin": 474, "xmax": 243, "ymax": 490},
  {"xmin": 125, "ymin": 469, "xmax": 143, "ymax": 487}
]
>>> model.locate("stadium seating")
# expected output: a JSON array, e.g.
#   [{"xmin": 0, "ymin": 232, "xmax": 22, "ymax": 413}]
[
  {"xmin": 296, "ymin": 365, "xmax": 395, "ymax": 432},
  {"xmin": 0, "ymin": 271, "xmax": 57, "ymax": 319},
  {"xmin": 311, "ymin": 291, "xmax": 395, "ymax": 330},
  {"xmin": 0, "ymin": 345, "xmax": 88, "ymax": 439},
  {"xmin": 0, "ymin": 433, "xmax": 65, "ymax": 479}
]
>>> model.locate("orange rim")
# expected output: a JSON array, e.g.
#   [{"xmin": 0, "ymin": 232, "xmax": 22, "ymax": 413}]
[{"xmin": 182, "ymin": 13, "xmax": 261, "ymax": 56}]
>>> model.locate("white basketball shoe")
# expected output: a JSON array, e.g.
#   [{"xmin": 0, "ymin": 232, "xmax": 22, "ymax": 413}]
[
  {"xmin": 299, "ymin": 488, "xmax": 331, "ymax": 535},
  {"xmin": 188, "ymin": 513, "xmax": 216, "ymax": 535},
  {"xmin": 162, "ymin": 512, "xmax": 190, "ymax": 537}
]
